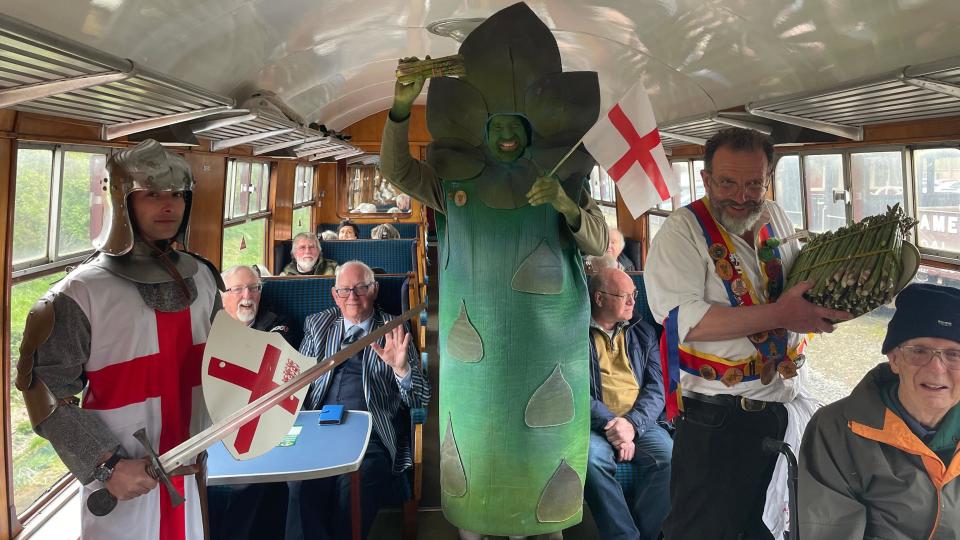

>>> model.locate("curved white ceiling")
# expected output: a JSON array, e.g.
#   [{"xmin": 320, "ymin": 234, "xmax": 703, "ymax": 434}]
[{"xmin": 2, "ymin": 0, "xmax": 959, "ymax": 130}]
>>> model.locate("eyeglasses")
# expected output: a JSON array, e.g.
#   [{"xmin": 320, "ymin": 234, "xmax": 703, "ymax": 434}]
[
  {"xmin": 224, "ymin": 283, "xmax": 262, "ymax": 295},
  {"xmin": 707, "ymin": 174, "xmax": 769, "ymax": 198},
  {"xmin": 334, "ymin": 283, "xmax": 375, "ymax": 298},
  {"xmin": 600, "ymin": 290, "xmax": 638, "ymax": 302},
  {"xmin": 898, "ymin": 345, "xmax": 960, "ymax": 371}
]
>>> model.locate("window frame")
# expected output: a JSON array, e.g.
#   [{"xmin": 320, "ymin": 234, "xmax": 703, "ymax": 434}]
[
  {"xmin": 12, "ymin": 143, "xmax": 114, "ymax": 280},
  {"xmin": 909, "ymin": 143, "xmax": 960, "ymax": 264},
  {"xmin": 588, "ymin": 165, "xmax": 619, "ymax": 226},
  {"xmin": 223, "ymin": 158, "xmax": 272, "ymax": 226},
  {"xmin": 293, "ymin": 163, "xmax": 317, "ymax": 209}
]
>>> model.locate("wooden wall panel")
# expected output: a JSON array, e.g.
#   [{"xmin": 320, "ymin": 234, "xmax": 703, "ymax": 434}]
[
  {"xmin": 185, "ymin": 153, "xmax": 227, "ymax": 268},
  {"xmin": 268, "ymin": 160, "xmax": 296, "ymax": 266},
  {"xmin": 315, "ymin": 162, "xmax": 339, "ymax": 226},
  {"xmin": 0, "ymin": 137, "xmax": 16, "ymax": 538}
]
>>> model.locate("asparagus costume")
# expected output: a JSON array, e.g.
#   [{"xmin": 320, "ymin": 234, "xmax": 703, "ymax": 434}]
[{"xmin": 380, "ymin": 3, "xmax": 606, "ymax": 535}]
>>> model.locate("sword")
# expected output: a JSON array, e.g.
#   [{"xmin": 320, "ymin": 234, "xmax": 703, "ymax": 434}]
[{"xmin": 87, "ymin": 303, "xmax": 426, "ymax": 516}]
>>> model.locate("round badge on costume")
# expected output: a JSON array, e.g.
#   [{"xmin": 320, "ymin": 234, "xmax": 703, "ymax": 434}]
[
  {"xmin": 709, "ymin": 243, "xmax": 728, "ymax": 261},
  {"xmin": 721, "ymin": 368, "xmax": 744, "ymax": 387},
  {"xmin": 454, "ymin": 190, "xmax": 468, "ymax": 207},
  {"xmin": 699, "ymin": 365, "xmax": 717, "ymax": 380},
  {"xmin": 731, "ymin": 278, "xmax": 748, "ymax": 296},
  {"xmin": 777, "ymin": 359, "xmax": 799, "ymax": 379},
  {"xmin": 715, "ymin": 259, "xmax": 734, "ymax": 281},
  {"xmin": 792, "ymin": 354, "xmax": 806, "ymax": 369}
]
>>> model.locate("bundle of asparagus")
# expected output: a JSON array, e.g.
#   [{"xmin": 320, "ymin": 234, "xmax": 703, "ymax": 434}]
[
  {"xmin": 785, "ymin": 204, "xmax": 919, "ymax": 316},
  {"xmin": 395, "ymin": 54, "xmax": 466, "ymax": 84}
]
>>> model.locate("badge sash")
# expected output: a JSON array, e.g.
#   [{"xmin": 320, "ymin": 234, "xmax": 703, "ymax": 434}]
[{"xmin": 660, "ymin": 198, "xmax": 797, "ymax": 420}]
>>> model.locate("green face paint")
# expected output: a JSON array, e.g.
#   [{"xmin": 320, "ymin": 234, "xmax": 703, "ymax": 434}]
[{"xmin": 485, "ymin": 114, "xmax": 528, "ymax": 162}]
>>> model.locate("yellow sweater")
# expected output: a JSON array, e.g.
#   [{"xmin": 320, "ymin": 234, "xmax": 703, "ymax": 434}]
[{"xmin": 592, "ymin": 328, "xmax": 640, "ymax": 416}]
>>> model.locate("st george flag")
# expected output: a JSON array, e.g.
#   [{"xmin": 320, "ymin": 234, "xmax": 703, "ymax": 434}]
[{"xmin": 581, "ymin": 80, "xmax": 678, "ymax": 218}]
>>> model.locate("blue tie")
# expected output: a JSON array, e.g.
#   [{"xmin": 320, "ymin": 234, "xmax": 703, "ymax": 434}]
[{"xmin": 306, "ymin": 325, "xmax": 365, "ymax": 409}]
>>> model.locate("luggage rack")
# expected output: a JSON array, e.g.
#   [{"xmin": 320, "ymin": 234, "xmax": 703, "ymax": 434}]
[
  {"xmin": 658, "ymin": 112, "xmax": 774, "ymax": 150},
  {"xmin": 747, "ymin": 55, "xmax": 960, "ymax": 141},
  {"xmin": 0, "ymin": 13, "xmax": 360, "ymax": 156}
]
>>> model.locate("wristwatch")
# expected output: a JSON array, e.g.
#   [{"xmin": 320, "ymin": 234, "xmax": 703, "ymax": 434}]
[{"xmin": 93, "ymin": 451, "xmax": 123, "ymax": 483}]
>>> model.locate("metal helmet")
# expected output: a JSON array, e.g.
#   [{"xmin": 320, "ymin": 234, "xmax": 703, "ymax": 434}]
[{"xmin": 94, "ymin": 139, "xmax": 194, "ymax": 256}]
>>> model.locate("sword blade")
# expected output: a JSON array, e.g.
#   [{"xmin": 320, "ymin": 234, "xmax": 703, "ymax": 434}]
[{"xmin": 158, "ymin": 303, "xmax": 426, "ymax": 470}]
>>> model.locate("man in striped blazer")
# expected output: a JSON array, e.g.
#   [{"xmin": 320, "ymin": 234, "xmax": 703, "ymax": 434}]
[{"xmin": 285, "ymin": 260, "xmax": 430, "ymax": 540}]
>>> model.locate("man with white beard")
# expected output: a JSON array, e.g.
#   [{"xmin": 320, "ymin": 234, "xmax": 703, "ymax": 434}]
[
  {"xmin": 281, "ymin": 232, "xmax": 338, "ymax": 276},
  {"xmin": 645, "ymin": 128, "xmax": 851, "ymax": 540},
  {"xmin": 210, "ymin": 264, "xmax": 294, "ymax": 540},
  {"xmin": 220, "ymin": 265, "xmax": 294, "ymax": 345}
]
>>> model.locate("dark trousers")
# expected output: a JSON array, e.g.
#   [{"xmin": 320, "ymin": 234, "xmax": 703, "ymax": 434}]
[
  {"xmin": 208, "ymin": 483, "xmax": 288, "ymax": 540},
  {"xmin": 662, "ymin": 396, "xmax": 787, "ymax": 540},
  {"xmin": 285, "ymin": 438, "xmax": 393, "ymax": 540}
]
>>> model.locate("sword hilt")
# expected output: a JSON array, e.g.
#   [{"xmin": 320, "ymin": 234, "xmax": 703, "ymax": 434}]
[
  {"xmin": 86, "ymin": 428, "xmax": 185, "ymax": 517},
  {"xmin": 134, "ymin": 428, "xmax": 185, "ymax": 508}
]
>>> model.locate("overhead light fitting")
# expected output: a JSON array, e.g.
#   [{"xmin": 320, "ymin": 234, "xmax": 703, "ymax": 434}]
[{"xmin": 426, "ymin": 18, "xmax": 486, "ymax": 42}]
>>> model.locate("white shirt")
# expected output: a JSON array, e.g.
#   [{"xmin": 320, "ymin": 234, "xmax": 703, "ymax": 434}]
[{"xmin": 645, "ymin": 199, "xmax": 807, "ymax": 401}]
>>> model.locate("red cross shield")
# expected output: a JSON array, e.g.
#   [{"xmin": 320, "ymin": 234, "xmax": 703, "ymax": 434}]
[{"xmin": 201, "ymin": 311, "xmax": 314, "ymax": 460}]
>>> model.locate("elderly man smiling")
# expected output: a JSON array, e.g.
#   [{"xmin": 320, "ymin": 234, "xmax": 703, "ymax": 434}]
[
  {"xmin": 799, "ymin": 283, "xmax": 960, "ymax": 539},
  {"xmin": 281, "ymin": 232, "xmax": 338, "ymax": 276},
  {"xmin": 220, "ymin": 265, "xmax": 294, "ymax": 344}
]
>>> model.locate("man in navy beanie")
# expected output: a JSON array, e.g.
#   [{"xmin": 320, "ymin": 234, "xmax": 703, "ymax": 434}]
[{"xmin": 798, "ymin": 283, "xmax": 960, "ymax": 539}]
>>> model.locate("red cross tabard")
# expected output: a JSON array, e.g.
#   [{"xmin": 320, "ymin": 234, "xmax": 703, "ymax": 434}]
[
  {"xmin": 84, "ymin": 309, "xmax": 205, "ymax": 540},
  {"xmin": 606, "ymin": 103, "xmax": 671, "ymax": 200},
  {"xmin": 207, "ymin": 344, "xmax": 301, "ymax": 454}
]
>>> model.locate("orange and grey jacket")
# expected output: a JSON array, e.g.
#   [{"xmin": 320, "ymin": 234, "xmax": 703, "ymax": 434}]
[{"xmin": 798, "ymin": 363, "xmax": 960, "ymax": 540}]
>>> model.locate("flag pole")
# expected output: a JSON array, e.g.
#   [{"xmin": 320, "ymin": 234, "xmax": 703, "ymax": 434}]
[{"xmin": 545, "ymin": 139, "xmax": 585, "ymax": 178}]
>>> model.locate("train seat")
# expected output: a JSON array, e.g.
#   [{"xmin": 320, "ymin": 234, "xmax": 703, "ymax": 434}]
[
  {"xmin": 258, "ymin": 274, "xmax": 424, "ymax": 538},
  {"xmin": 273, "ymin": 239, "xmax": 417, "ymax": 276},
  {"xmin": 319, "ymin": 222, "xmax": 420, "ymax": 239}
]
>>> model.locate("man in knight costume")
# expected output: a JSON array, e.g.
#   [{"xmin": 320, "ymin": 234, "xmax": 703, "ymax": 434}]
[
  {"xmin": 15, "ymin": 139, "xmax": 223, "ymax": 539},
  {"xmin": 380, "ymin": 3, "xmax": 607, "ymax": 536}
]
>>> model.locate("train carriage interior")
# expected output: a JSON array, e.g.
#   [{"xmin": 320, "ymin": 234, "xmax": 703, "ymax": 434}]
[{"xmin": 1, "ymin": 0, "xmax": 959, "ymax": 538}]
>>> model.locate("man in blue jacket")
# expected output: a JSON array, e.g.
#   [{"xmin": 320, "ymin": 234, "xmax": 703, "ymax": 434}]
[{"xmin": 585, "ymin": 267, "xmax": 672, "ymax": 540}]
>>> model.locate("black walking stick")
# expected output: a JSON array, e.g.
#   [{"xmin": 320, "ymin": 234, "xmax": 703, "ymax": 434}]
[{"xmin": 762, "ymin": 437, "xmax": 799, "ymax": 540}]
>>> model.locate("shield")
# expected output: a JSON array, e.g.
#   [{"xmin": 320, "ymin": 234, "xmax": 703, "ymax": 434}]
[{"xmin": 202, "ymin": 311, "xmax": 314, "ymax": 460}]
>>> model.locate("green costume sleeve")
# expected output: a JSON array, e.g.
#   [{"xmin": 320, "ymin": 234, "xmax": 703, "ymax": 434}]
[
  {"xmin": 380, "ymin": 117, "xmax": 446, "ymax": 213},
  {"xmin": 569, "ymin": 186, "xmax": 608, "ymax": 257}
]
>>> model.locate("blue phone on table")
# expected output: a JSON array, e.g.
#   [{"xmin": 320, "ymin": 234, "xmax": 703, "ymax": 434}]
[{"xmin": 318, "ymin": 404, "xmax": 345, "ymax": 424}]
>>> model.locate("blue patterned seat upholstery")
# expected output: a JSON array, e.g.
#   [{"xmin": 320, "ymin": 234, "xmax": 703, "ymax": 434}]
[
  {"xmin": 319, "ymin": 222, "xmax": 420, "ymax": 239},
  {"xmin": 274, "ymin": 238, "xmax": 417, "ymax": 276}
]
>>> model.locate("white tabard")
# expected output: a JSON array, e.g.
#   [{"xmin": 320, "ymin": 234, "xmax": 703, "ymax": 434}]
[{"xmin": 53, "ymin": 264, "xmax": 216, "ymax": 540}]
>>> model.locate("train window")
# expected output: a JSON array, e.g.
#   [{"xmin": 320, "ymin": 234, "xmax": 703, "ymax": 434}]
[
  {"xmin": 693, "ymin": 160, "xmax": 705, "ymax": 198},
  {"xmin": 345, "ymin": 155, "xmax": 409, "ymax": 214},
  {"xmin": 851, "ymin": 151, "xmax": 905, "ymax": 222},
  {"xmin": 292, "ymin": 164, "xmax": 316, "ymax": 237},
  {"xmin": 10, "ymin": 273, "xmax": 70, "ymax": 515},
  {"xmin": 913, "ymin": 148, "xmax": 960, "ymax": 256},
  {"xmin": 774, "ymin": 155, "xmax": 804, "ymax": 230},
  {"xmin": 222, "ymin": 159, "xmax": 271, "ymax": 268},
  {"xmin": 648, "ymin": 214, "xmax": 667, "ymax": 241},
  {"xmin": 673, "ymin": 161, "xmax": 693, "ymax": 206},
  {"xmin": 589, "ymin": 165, "xmax": 618, "ymax": 228},
  {"xmin": 803, "ymin": 153, "xmax": 845, "ymax": 233},
  {"xmin": 13, "ymin": 145, "xmax": 109, "ymax": 274},
  {"xmin": 805, "ymin": 265, "xmax": 960, "ymax": 405}
]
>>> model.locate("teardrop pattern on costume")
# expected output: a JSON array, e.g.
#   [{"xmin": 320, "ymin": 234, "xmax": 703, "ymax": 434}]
[
  {"xmin": 440, "ymin": 414, "xmax": 468, "ymax": 497},
  {"xmin": 536, "ymin": 459, "xmax": 582, "ymax": 523},
  {"xmin": 447, "ymin": 300, "xmax": 483, "ymax": 362},
  {"xmin": 512, "ymin": 238, "xmax": 563, "ymax": 295},
  {"xmin": 524, "ymin": 364, "xmax": 574, "ymax": 427}
]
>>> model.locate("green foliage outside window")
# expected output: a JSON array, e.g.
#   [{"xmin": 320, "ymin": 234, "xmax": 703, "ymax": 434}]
[
  {"xmin": 222, "ymin": 219, "xmax": 265, "ymax": 270},
  {"xmin": 10, "ymin": 273, "xmax": 69, "ymax": 514}
]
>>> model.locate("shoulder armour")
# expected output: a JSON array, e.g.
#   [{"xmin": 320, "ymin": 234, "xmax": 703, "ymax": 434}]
[
  {"xmin": 184, "ymin": 250, "xmax": 226, "ymax": 292},
  {"xmin": 15, "ymin": 296, "xmax": 62, "ymax": 428}
]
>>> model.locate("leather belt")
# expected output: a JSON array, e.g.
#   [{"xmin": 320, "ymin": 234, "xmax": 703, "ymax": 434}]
[{"xmin": 683, "ymin": 391, "xmax": 769, "ymax": 412}]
